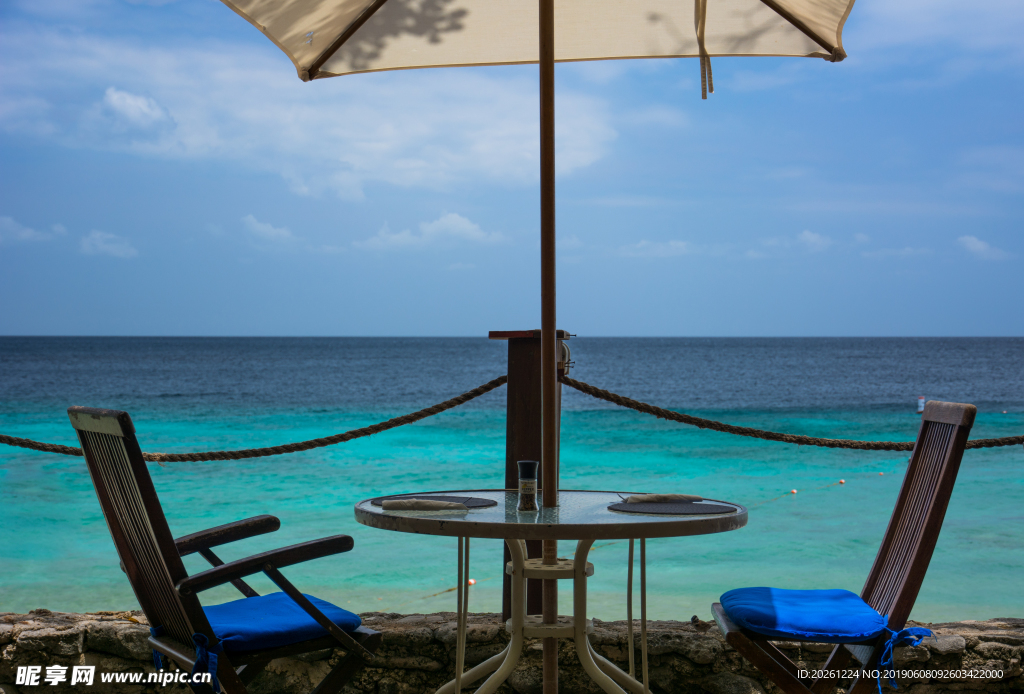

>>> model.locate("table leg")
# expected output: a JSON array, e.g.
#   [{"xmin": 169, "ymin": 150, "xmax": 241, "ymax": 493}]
[
  {"xmin": 627, "ymin": 538, "xmax": 635, "ymax": 678},
  {"xmin": 435, "ymin": 646, "xmax": 510, "ymax": 694},
  {"xmin": 640, "ymin": 538, "xmax": 649, "ymax": 694},
  {"xmin": 447, "ymin": 538, "xmax": 526, "ymax": 694},
  {"xmin": 573, "ymin": 539, "xmax": 628, "ymax": 694},
  {"xmin": 438, "ymin": 537, "xmax": 507, "ymax": 694},
  {"xmin": 454, "ymin": 536, "xmax": 469, "ymax": 693},
  {"xmin": 589, "ymin": 643, "xmax": 645, "ymax": 694}
]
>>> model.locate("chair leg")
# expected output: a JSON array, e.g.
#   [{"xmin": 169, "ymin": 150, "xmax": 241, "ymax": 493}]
[
  {"xmin": 733, "ymin": 639, "xmax": 811, "ymax": 694},
  {"xmin": 237, "ymin": 660, "xmax": 271, "ymax": 687},
  {"xmin": 309, "ymin": 651, "xmax": 365, "ymax": 694},
  {"xmin": 713, "ymin": 604, "xmax": 811, "ymax": 694},
  {"xmin": 846, "ymin": 674, "xmax": 877, "ymax": 694},
  {"xmin": 310, "ymin": 630, "xmax": 384, "ymax": 694},
  {"xmin": 757, "ymin": 641, "xmax": 804, "ymax": 679},
  {"xmin": 197, "ymin": 657, "xmax": 248, "ymax": 694},
  {"xmin": 811, "ymin": 646, "xmax": 852, "ymax": 694}
]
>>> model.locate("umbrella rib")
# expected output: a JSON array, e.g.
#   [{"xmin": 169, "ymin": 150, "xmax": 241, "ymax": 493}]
[
  {"xmin": 695, "ymin": 0, "xmax": 713, "ymax": 99},
  {"xmin": 305, "ymin": 0, "xmax": 392, "ymax": 80},
  {"xmin": 755, "ymin": 0, "xmax": 845, "ymax": 60}
]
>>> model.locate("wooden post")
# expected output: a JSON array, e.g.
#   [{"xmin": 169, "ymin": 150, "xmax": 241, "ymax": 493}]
[
  {"xmin": 489, "ymin": 330, "xmax": 567, "ymax": 622},
  {"xmin": 538, "ymin": 0, "xmax": 558, "ymax": 689}
]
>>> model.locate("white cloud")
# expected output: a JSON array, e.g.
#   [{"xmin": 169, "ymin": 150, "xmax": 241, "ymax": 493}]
[
  {"xmin": 854, "ymin": 233, "xmax": 871, "ymax": 244},
  {"xmin": 554, "ymin": 95, "xmax": 617, "ymax": 176},
  {"xmin": 242, "ymin": 214, "xmax": 294, "ymax": 242},
  {"xmin": 958, "ymin": 235, "xmax": 1011, "ymax": 260},
  {"xmin": 858, "ymin": 0, "xmax": 1024, "ymax": 61},
  {"xmin": 0, "ymin": 216, "xmax": 60, "ymax": 243},
  {"xmin": 421, "ymin": 213, "xmax": 497, "ymax": 243},
  {"xmin": 239, "ymin": 215, "xmax": 352, "ymax": 254},
  {"xmin": 103, "ymin": 87, "xmax": 166, "ymax": 127},
  {"xmin": 0, "ymin": 30, "xmax": 617, "ymax": 196},
  {"xmin": 797, "ymin": 230, "xmax": 833, "ymax": 252},
  {"xmin": 80, "ymin": 230, "xmax": 137, "ymax": 258},
  {"xmin": 354, "ymin": 213, "xmax": 500, "ymax": 251},
  {"xmin": 754, "ymin": 231, "xmax": 835, "ymax": 257},
  {"xmin": 619, "ymin": 239, "xmax": 692, "ymax": 258}
]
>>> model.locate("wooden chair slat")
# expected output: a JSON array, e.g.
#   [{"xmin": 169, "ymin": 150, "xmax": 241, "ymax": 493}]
[{"xmin": 79, "ymin": 428, "xmax": 200, "ymax": 648}]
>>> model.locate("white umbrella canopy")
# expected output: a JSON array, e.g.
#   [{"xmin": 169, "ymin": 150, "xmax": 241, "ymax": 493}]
[{"xmin": 222, "ymin": 0, "xmax": 854, "ymax": 83}]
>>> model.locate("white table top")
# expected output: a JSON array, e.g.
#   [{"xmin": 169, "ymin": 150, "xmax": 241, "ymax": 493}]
[{"xmin": 354, "ymin": 489, "xmax": 747, "ymax": 540}]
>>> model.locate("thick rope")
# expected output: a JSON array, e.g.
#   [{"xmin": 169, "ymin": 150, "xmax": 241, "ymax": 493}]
[
  {"xmin": 0, "ymin": 436, "xmax": 82, "ymax": 457},
  {"xmin": 0, "ymin": 376, "xmax": 508, "ymax": 462},
  {"xmin": 561, "ymin": 376, "xmax": 1024, "ymax": 451},
  {"xmin": 4, "ymin": 373, "xmax": 1021, "ymax": 460}
]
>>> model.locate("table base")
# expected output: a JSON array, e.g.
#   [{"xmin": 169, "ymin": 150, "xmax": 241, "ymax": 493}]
[{"xmin": 436, "ymin": 537, "xmax": 650, "ymax": 694}]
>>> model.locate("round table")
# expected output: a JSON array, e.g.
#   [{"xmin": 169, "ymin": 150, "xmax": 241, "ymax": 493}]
[{"xmin": 355, "ymin": 489, "xmax": 747, "ymax": 694}]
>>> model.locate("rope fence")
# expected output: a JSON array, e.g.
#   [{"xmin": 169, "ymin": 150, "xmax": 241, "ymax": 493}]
[
  {"xmin": 560, "ymin": 376, "xmax": 1024, "ymax": 451},
  {"xmin": 0, "ymin": 376, "xmax": 508, "ymax": 463},
  {"xmin": 1, "ymin": 373, "xmax": 1021, "ymax": 462}
]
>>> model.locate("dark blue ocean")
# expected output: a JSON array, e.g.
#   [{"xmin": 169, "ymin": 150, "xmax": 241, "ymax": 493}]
[{"xmin": 1, "ymin": 337, "xmax": 1021, "ymax": 621}]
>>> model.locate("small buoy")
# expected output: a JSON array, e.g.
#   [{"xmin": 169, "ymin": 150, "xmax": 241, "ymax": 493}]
[
  {"xmin": 1004, "ymin": 411, "xmax": 1008, "ymax": 414},
  {"xmin": 790, "ymin": 489, "xmax": 797, "ymax": 494},
  {"xmin": 879, "ymin": 472, "xmax": 884, "ymax": 475},
  {"xmin": 839, "ymin": 479, "xmax": 845, "ymax": 484},
  {"xmin": 468, "ymin": 579, "xmax": 476, "ymax": 586},
  {"xmin": 917, "ymin": 396, "xmax": 925, "ymax": 414}
]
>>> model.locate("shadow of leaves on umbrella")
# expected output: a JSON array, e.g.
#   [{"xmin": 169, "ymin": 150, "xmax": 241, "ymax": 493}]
[
  {"xmin": 646, "ymin": 7, "xmax": 797, "ymax": 56},
  {"xmin": 336, "ymin": 0, "xmax": 468, "ymax": 72}
]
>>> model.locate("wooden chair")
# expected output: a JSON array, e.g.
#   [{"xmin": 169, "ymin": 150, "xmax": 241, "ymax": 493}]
[
  {"xmin": 712, "ymin": 400, "xmax": 976, "ymax": 694},
  {"xmin": 68, "ymin": 406, "xmax": 382, "ymax": 694}
]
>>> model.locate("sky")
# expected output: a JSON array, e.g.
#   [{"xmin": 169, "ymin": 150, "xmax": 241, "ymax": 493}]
[{"xmin": 0, "ymin": 0, "xmax": 1022, "ymax": 337}]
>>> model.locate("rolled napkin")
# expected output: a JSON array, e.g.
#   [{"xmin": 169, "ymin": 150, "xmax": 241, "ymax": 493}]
[
  {"xmin": 382, "ymin": 499, "xmax": 468, "ymax": 511},
  {"xmin": 626, "ymin": 493, "xmax": 703, "ymax": 504}
]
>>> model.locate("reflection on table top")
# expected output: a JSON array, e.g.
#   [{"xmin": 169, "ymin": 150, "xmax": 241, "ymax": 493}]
[{"xmin": 354, "ymin": 489, "xmax": 747, "ymax": 541}]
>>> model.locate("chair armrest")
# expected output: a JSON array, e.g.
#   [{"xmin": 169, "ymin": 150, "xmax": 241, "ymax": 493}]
[
  {"xmin": 175, "ymin": 515, "xmax": 281, "ymax": 557},
  {"xmin": 176, "ymin": 535, "xmax": 354, "ymax": 595}
]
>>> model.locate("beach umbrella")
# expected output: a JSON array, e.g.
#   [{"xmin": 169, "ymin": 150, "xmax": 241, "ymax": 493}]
[{"xmin": 213, "ymin": 0, "xmax": 855, "ymax": 687}]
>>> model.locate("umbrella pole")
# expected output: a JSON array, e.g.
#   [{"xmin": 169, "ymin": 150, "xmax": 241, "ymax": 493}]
[{"xmin": 539, "ymin": 0, "xmax": 558, "ymax": 692}]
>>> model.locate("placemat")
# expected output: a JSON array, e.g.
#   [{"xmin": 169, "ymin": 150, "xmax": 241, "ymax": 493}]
[
  {"xmin": 371, "ymin": 495, "xmax": 498, "ymax": 509},
  {"xmin": 608, "ymin": 501, "xmax": 735, "ymax": 515}
]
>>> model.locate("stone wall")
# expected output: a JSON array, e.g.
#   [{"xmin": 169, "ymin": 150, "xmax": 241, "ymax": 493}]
[{"xmin": 1, "ymin": 610, "xmax": 1021, "ymax": 694}]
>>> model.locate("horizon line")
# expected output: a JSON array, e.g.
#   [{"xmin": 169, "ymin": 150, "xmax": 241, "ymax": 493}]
[{"xmin": 2, "ymin": 335, "xmax": 1023, "ymax": 340}]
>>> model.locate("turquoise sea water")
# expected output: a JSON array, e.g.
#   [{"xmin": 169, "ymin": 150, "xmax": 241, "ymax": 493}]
[{"xmin": 1, "ymin": 337, "xmax": 1022, "ymax": 622}]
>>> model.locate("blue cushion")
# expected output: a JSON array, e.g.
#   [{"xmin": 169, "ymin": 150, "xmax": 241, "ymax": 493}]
[
  {"xmin": 204, "ymin": 592, "xmax": 361, "ymax": 653},
  {"xmin": 721, "ymin": 587, "xmax": 887, "ymax": 642}
]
